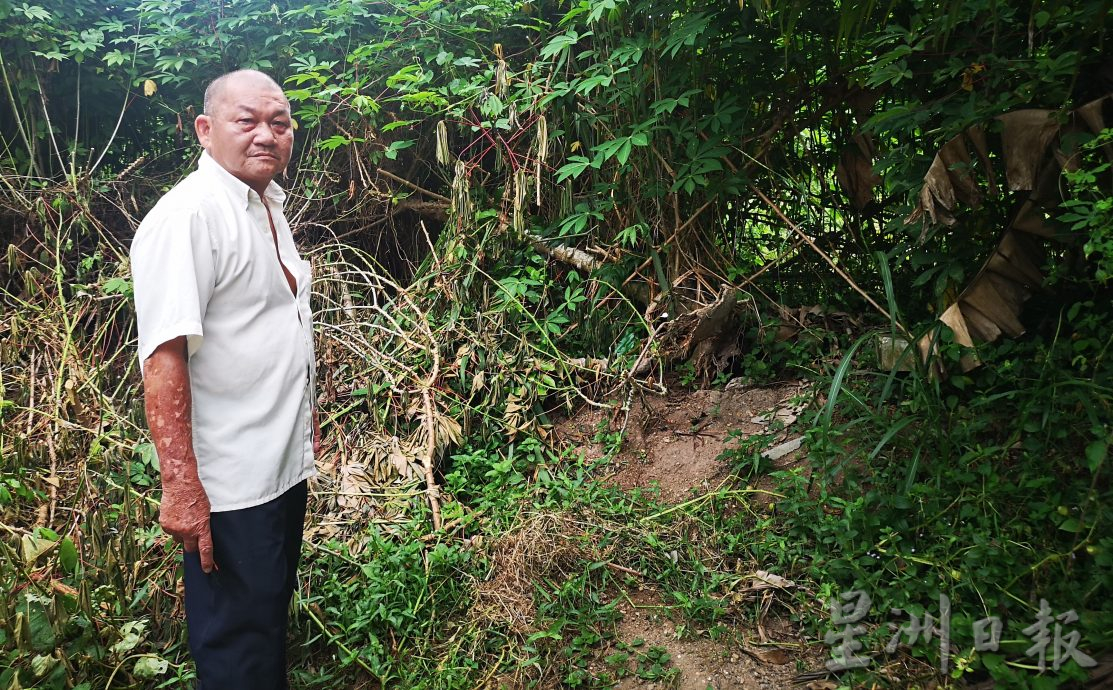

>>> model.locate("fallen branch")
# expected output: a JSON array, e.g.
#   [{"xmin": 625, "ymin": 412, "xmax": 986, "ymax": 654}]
[
  {"xmin": 623, "ymin": 198, "xmax": 716, "ymax": 286},
  {"xmin": 529, "ymin": 234, "xmax": 652, "ymax": 306},
  {"xmin": 751, "ymin": 186, "xmax": 910, "ymax": 339},
  {"xmin": 421, "ymin": 387, "xmax": 442, "ymax": 531},
  {"xmin": 735, "ymin": 235, "xmax": 807, "ymax": 290},
  {"xmin": 377, "ymin": 168, "xmax": 451, "ymax": 204},
  {"xmin": 605, "ymin": 562, "xmax": 644, "ymax": 578},
  {"xmin": 527, "ymin": 233, "xmax": 602, "ymax": 273},
  {"xmin": 394, "ymin": 199, "xmax": 449, "ymax": 223}
]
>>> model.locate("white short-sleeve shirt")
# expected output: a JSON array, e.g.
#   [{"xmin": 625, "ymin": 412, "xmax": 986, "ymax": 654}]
[{"xmin": 131, "ymin": 152, "xmax": 316, "ymax": 511}]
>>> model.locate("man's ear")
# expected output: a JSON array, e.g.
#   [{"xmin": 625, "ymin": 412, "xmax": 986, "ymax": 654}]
[{"xmin": 194, "ymin": 115, "xmax": 212, "ymax": 148}]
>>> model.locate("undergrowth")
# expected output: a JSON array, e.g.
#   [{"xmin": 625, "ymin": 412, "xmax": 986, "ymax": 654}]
[
  {"xmin": 715, "ymin": 307, "xmax": 1113, "ymax": 688},
  {"xmin": 3, "ymin": 1, "xmax": 1113, "ymax": 688}
]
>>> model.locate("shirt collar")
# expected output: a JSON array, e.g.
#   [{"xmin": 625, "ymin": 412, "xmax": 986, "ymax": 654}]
[{"xmin": 197, "ymin": 151, "xmax": 287, "ymax": 209}]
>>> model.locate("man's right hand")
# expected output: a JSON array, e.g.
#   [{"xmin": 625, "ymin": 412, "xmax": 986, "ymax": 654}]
[
  {"xmin": 160, "ymin": 475, "xmax": 215, "ymax": 572},
  {"xmin": 142, "ymin": 336, "xmax": 216, "ymax": 573}
]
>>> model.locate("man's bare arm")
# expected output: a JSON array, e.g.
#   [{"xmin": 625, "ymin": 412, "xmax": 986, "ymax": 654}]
[{"xmin": 143, "ymin": 337, "xmax": 214, "ymax": 573}]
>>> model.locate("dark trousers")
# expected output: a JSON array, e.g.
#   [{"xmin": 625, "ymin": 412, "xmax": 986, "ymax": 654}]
[{"xmin": 183, "ymin": 480, "xmax": 307, "ymax": 690}]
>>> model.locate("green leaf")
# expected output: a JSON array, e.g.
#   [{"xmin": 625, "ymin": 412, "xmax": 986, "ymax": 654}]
[
  {"xmin": 386, "ymin": 64, "xmax": 424, "ymax": 89},
  {"xmin": 104, "ymin": 49, "xmax": 127, "ymax": 67},
  {"xmin": 694, "ymin": 158, "xmax": 722, "ymax": 173},
  {"xmin": 611, "ymin": 39, "xmax": 644, "ymax": 65},
  {"xmin": 133, "ymin": 654, "xmax": 169, "ymax": 678},
  {"xmin": 541, "ymin": 31, "xmax": 583, "ymax": 59},
  {"xmin": 615, "ymin": 138, "xmax": 633, "ymax": 165},
  {"xmin": 459, "ymin": 4, "xmax": 491, "ymax": 17},
  {"xmin": 555, "ymin": 156, "xmax": 591, "ymax": 182},
  {"xmin": 588, "ymin": 0, "xmax": 618, "ymax": 24},
  {"xmin": 384, "ymin": 139, "xmax": 416, "ymax": 160},
  {"xmin": 19, "ymin": 593, "xmax": 56, "ymax": 652},
  {"xmin": 135, "ymin": 442, "xmax": 159, "ymax": 472},
  {"xmin": 102, "ymin": 276, "xmax": 132, "ymax": 297},
  {"xmin": 1085, "ymin": 440, "xmax": 1107, "ymax": 472},
  {"xmin": 1059, "ymin": 518, "xmax": 1082, "ymax": 533},
  {"xmin": 59, "ymin": 537, "xmax": 78, "ymax": 574},
  {"xmin": 479, "ymin": 94, "xmax": 505, "ymax": 118},
  {"xmin": 351, "ymin": 94, "xmax": 380, "ymax": 114},
  {"xmin": 400, "ymin": 91, "xmax": 448, "ymax": 109},
  {"xmin": 980, "ymin": 653, "xmax": 1011, "ymax": 678},
  {"xmin": 381, "ymin": 119, "xmax": 418, "ymax": 133},
  {"xmin": 318, "ymin": 134, "xmax": 360, "ymax": 151},
  {"xmin": 111, "ymin": 620, "xmax": 147, "ymax": 655},
  {"xmin": 16, "ymin": 4, "xmax": 52, "ymax": 21},
  {"xmin": 574, "ymin": 72, "xmax": 612, "ymax": 95}
]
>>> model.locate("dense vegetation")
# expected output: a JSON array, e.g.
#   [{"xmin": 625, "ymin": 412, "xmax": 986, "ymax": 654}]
[{"xmin": 1, "ymin": 0, "xmax": 1111, "ymax": 687}]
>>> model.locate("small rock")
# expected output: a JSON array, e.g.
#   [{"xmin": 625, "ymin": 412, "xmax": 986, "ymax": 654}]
[{"xmin": 762, "ymin": 436, "xmax": 803, "ymax": 461}]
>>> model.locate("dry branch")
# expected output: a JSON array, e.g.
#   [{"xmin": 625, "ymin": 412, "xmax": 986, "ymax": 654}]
[
  {"xmin": 527, "ymin": 233, "xmax": 602, "ymax": 273},
  {"xmin": 377, "ymin": 168, "xmax": 451, "ymax": 204},
  {"xmin": 751, "ymin": 186, "xmax": 909, "ymax": 339}
]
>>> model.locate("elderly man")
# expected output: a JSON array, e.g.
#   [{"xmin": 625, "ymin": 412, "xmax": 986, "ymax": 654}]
[{"xmin": 131, "ymin": 70, "xmax": 318, "ymax": 689}]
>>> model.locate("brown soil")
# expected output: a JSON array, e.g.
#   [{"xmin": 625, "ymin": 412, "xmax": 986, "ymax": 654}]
[
  {"xmin": 550, "ymin": 379, "xmax": 824, "ymax": 689},
  {"xmin": 555, "ymin": 380, "xmax": 810, "ymax": 502},
  {"xmin": 600, "ymin": 590, "xmax": 825, "ymax": 690}
]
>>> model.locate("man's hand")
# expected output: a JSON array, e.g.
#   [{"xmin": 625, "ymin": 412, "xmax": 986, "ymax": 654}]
[
  {"xmin": 143, "ymin": 337, "xmax": 216, "ymax": 573},
  {"xmin": 160, "ymin": 474, "xmax": 215, "ymax": 572}
]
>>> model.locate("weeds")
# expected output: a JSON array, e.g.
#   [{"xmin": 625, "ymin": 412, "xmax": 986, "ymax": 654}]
[
  {"xmin": 3, "ymin": 3, "xmax": 1112, "ymax": 689},
  {"xmin": 721, "ymin": 308, "xmax": 1113, "ymax": 687},
  {"xmin": 5, "ymin": 195, "xmax": 1109, "ymax": 688}
]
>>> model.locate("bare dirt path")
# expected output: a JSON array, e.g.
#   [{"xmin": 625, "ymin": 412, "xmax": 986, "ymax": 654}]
[
  {"xmin": 556, "ymin": 380, "xmax": 809, "ymax": 501},
  {"xmin": 553, "ymin": 381, "xmax": 828, "ymax": 689},
  {"xmin": 604, "ymin": 589, "xmax": 823, "ymax": 690}
]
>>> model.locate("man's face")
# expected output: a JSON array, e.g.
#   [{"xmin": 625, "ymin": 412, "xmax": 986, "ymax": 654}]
[{"xmin": 194, "ymin": 77, "xmax": 293, "ymax": 194}]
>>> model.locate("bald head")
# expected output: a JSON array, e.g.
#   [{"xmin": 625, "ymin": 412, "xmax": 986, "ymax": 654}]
[
  {"xmin": 195, "ymin": 69, "xmax": 294, "ymax": 195},
  {"xmin": 203, "ymin": 70, "xmax": 287, "ymax": 117}
]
